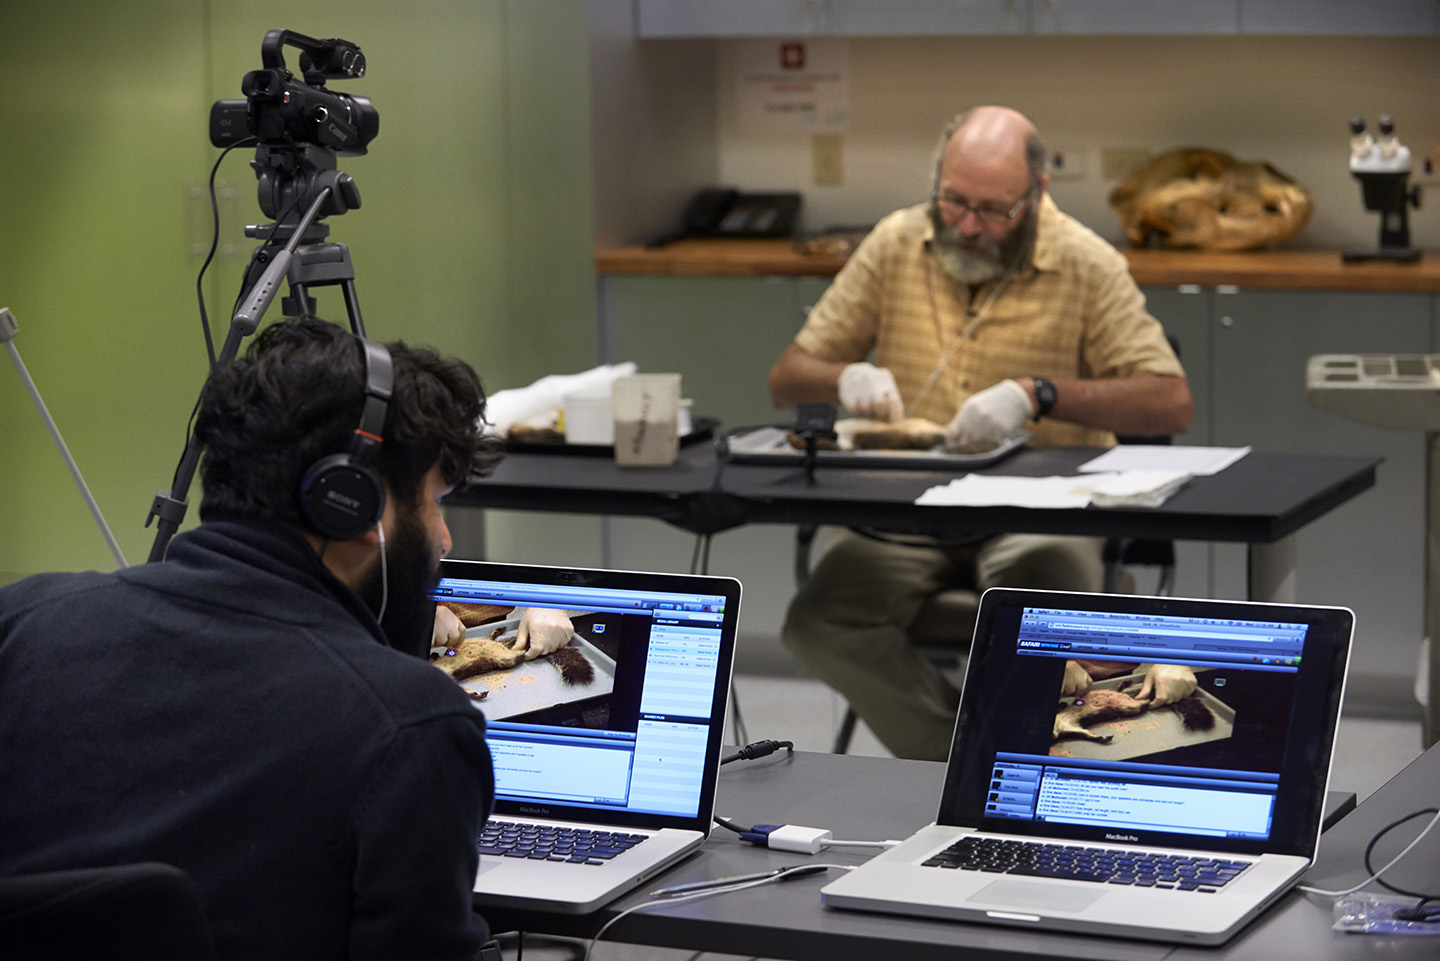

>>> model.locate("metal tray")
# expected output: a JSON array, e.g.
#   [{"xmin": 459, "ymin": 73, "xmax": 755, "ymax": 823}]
[
  {"xmin": 454, "ymin": 615, "xmax": 617, "ymax": 721},
  {"xmin": 504, "ymin": 417, "xmax": 718, "ymax": 456},
  {"xmin": 1049, "ymin": 672, "xmax": 1235, "ymax": 762},
  {"xmin": 725, "ymin": 425, "xmax": 1029, "ymax": 470}
]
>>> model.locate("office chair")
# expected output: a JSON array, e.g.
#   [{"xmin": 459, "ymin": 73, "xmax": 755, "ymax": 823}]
[
  {"xmin": 814, "ymin": 338, "xmax": 1185, "ymax": 753},
  {"xmin": 812, "ymin": 518, "xmax": 1177, "ymax": 753},
  {"xmin": 0, "ymin": 861, "xmax": 218, "ymax": 961}
]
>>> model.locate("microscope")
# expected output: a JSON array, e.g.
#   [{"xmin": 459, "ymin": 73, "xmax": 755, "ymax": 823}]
[{"xmin": 1344, "ymin": 114, "xmax": 1422, "ymax": 263}]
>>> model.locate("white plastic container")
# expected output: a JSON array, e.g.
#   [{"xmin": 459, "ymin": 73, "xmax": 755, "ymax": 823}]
[{"xmin": 562, "ymin": 390, "xmax": 614, "ymax": 445}]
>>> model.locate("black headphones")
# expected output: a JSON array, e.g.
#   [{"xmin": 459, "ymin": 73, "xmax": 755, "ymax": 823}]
[{"xmin": 299, "ymin": 336, "xmax": 394, "ymax": 541}]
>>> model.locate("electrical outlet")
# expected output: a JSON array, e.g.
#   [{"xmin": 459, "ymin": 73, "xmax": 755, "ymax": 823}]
[
  {"xmin": 812, "ymin": 133, "xmax": 843, "ymax": 186},
  {"xmin": 1101, "ymin": 146, "xmax": 1152, "ymax": 180},
  {"xmin": 1046, "ymin": 144, "xmax": 1087, "ymax": 181}
]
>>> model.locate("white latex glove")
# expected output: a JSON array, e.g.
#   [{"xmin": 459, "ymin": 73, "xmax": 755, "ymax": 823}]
[
  {"xmin": 837, "ymin": 362, "xmax": 904, "ymax": 422},
  {"xmin": 1060, "ymin": 660, "xmax": 1094, "ymax": 698},
  {"xmin": 432, "ymin": 604, "xmax": 465, "ymax": 650},
  {"xmin": 945, "ymin": 379, "xmax": 1034, "ymax": 450},
  {"xmin": 1137, "ymin": 664, "xmax": 1197, "ymax": 707},
  {"xmin": 511, "ymin": 607, "xmax": 575, "ymax": 660}
]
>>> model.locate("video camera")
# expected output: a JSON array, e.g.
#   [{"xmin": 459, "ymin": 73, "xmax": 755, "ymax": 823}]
[
  {"xmin": 209, "ymin": 29, "xmax": 378, "ymax": 227},
  {"xmin": 210, "ymin": 29, "xmax": 377, "ymax": 154}
]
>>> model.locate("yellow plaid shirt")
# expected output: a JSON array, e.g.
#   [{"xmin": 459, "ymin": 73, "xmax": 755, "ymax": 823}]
[{"xmin": 794, "ymin": 195, "xmax": 1185, "ymax": 447}]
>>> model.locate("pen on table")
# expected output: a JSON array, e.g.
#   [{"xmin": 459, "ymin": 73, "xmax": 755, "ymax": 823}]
[{"xmin": 649, "ymin": 864, "xmax": 828, "ymax": 896}]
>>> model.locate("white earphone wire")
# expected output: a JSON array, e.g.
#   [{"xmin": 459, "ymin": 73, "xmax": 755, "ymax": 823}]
[{"xmin": 375, "ymin": 520, "xmax": 389, "ymax": 624}]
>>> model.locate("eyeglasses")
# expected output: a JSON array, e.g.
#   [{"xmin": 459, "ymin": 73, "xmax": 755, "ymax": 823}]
[{"xmin": 933, "ymin": 191, "xmax": 1030, "ymax": 227}]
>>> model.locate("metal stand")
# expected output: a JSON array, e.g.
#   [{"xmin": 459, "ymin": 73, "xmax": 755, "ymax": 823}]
[
  {"xmin": 3, "ymin": 308, "xmax": 128, "ymax": 568},
  {"xmin": 145, "ymin": 183, "xmax": 364, "ymax": 562},
  {"xmin": 1307, "ymin": 353, "xmax": 1440, "ymax": 745},
  {"xmin": 793, "ymin": 403, "xmax": 838, "ymax": 487},
  {"xmin": 1425, "ymin": 432, "xmax": 1440, "ymax": 746}
]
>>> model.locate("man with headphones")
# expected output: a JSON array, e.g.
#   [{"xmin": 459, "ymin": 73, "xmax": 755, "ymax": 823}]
[
  {"xmin": 0, "ymin": 317, "xmax": 501, "ymax": 959},
  {"xmin": 768, "ymin": 106, "xmax": 1193, "ymax": 762}
]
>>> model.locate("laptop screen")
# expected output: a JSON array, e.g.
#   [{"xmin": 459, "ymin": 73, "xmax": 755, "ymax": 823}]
[
  {"xmin": 431, "ymin": 560, "xmax": 740, "ymax": 832},
  {"xmin": 942, "ymin": 589, "xmax": 1352, "ymax": 858}
]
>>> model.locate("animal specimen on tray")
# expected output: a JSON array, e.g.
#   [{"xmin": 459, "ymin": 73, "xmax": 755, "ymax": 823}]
[{"xmin": 1052, "ymin": 687, "xmax": 1215, "ymax": 744}]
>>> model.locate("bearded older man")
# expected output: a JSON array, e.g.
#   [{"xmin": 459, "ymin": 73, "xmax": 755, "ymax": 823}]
[{"xmin": 768, "ymin": 106, "xmax": 1192, "ymax": 761}]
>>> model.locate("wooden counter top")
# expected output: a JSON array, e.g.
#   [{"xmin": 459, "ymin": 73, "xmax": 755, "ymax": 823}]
[
  {"xmin": 1121, "ymin": 248, "xmax": 1440, "ymax": 293},
  {"xmin": 596, "ymin": 238, "xmax": 847, "ymax": 277},
  {"xmin": 596, "ymin": 238, "xmax": 1440, "ymax": 294}
]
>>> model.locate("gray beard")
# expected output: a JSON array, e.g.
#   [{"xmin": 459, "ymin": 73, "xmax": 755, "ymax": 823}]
[
  {"xmin": 932, "ymin": 237, "xmax": 1005, "ymax": 284},
  {"xmin": 930, "ymin": 204, "xmax": 1038, "ymax": 285}
]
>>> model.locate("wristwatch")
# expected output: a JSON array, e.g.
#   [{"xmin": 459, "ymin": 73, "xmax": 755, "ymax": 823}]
[{"xmin": 1032, "ymin": 377, "xmax": 1057, "ymax": 420}]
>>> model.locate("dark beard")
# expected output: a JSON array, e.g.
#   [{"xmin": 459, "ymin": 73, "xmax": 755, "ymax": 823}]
[
  {"xmin": 930, "ymin": 200, "xmax": 1037, "ymax": 284},
  {"xmin": 356, "ymin": 509, "xmax": 442, "ymax": 659}
]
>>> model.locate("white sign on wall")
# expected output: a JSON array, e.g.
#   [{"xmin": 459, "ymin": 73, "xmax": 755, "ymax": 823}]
[{"xmin": 735, "ymin": 38, "xmax": 849, "ymax": 134}]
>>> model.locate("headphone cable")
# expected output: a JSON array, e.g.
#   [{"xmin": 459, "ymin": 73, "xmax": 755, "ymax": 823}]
[{"xmin": 375, "ymin": 521, "xmax": 389, "ymax": 625}]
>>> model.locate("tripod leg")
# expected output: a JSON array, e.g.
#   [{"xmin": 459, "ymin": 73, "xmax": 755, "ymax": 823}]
[{"xmin": 341, "ymin": 279, "xmax": 365, "ymax": 337}]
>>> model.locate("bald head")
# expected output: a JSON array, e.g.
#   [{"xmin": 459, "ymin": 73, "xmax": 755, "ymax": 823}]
[{"xmin": 934, "ymin": 106, "xmax": 1047, "ymax": 199}]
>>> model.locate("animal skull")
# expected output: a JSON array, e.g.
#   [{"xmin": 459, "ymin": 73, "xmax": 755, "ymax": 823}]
[{"xmin": 1109, "ymin": 147, "xmax": 1313, "ymax": 251}]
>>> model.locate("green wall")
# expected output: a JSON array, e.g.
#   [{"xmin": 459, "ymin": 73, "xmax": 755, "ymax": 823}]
[{"xmin": 0, "ymin": 0, "xmax": 595, "ymax": 577}]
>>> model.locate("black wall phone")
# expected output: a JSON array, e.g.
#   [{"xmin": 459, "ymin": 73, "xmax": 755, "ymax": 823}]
[{"xmin": 649, "ymin": 188, "xmax": 802, "ymax": 246}]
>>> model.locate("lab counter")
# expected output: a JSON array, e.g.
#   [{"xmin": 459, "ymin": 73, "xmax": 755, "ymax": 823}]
[{"xmin": 596, "ymin": 238, "xmax": 1440, "ymax": 293}]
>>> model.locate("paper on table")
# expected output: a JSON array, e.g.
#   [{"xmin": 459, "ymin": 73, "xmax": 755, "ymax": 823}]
[
  {"xmin": 916, "ymin": 469, "xmax": 1191, "ymax": 509},
  {"xmin": 1077, "ymin": 444, "xmax": 1250, "ymax": 476},
  {"xmin": 915, "ymin": 474, "xmax": 1097, "ymax": 508},
  {"xmin": 1088, "ymin": 469, "xmax": 1191, "ymax": 508},
  {"xmin": 482, "ymin": 363, "xmax": 637, "ymax": 435}
]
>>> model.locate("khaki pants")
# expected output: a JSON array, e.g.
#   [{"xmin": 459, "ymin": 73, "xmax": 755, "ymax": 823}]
[{"xmin": 781, "ymin": 529, "xmax": 1104, "ymax": 760}]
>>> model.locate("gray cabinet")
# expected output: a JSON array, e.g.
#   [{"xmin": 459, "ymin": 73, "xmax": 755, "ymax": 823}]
[
  {"xmin": 635, "ymin": 0, "xmax": 1026, "ymax": 36},
  {"xmin": 1032, "ymin": 0, "xmax": 1237, "ymax": 35},
  {"xmin": 1239, "ymin": 0, "xmax": 1440, "ymax": 35},
  {"xmin": 634, "ymin": 0, "xmax": 1440, "ymax": 37},
  {"xmin": 1142, "ymin": 284, "xmax": 1432, "ymax": 701},
  {"xmin": 636, "ymin": 0, "xmax": 831, "ymax": 37},
  {"xmin": 829, "ymin": 0, "xmax": 1026, "ymax": 34}
]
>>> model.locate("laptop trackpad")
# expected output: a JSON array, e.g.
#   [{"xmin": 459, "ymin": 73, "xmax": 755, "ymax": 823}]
[{"xmin": 969, "ymin": 879, "xmax": 1106, "ymax": 912}]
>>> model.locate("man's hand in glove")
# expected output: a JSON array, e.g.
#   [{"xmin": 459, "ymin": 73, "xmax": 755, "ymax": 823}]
[
  {"xmin": 838, "ymin": 362, "xmax": 904, "ymax": 422},
  {"xmin": 1061, "ymin": 659, "xmax": 1096, "ymax": 698},
  {"xmin": 432, "ymin": 604, "xmax": 465, "ymax": 650},
  {"xmin": 1137, "ymin": 664, "xmax": 1198, "ymax": 707},
  {"xmin": 511, "ymin": 607, "xmax": 575, "ymax": 660},
  {"xmin": 945, "ymin": 379, "xmax": 1034, "ymax": 450}
]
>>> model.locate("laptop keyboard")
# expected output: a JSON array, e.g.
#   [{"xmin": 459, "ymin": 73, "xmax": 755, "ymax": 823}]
[
  {"xmin": 922, "ymin": 837, "xmax": 1251, "ymax": 892},
  {"xmin": 477, "ymin": 819, "xmax": 649, "ymax": 865}
]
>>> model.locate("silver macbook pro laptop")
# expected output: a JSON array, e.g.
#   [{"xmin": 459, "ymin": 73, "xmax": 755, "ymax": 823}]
[
  {"xmin": 431, "ymin": 559, "xmax": 740, "ymax": 914},
  {"xmin": 822, "ymin": 587, "xmax": 1353, "ymax": 945}
]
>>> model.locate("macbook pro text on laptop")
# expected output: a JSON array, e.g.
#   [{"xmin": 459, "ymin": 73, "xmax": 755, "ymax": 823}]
[
  {"xmin": 431, "ymin": 559, "xmax": 740, "ymax": 914},
  {"xmin": 821, "ymin": 587, "xmax": 1352, "ymax": 945}
]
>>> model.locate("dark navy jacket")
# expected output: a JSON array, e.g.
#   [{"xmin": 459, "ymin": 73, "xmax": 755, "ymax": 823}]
[{"xmin": 0, "ymin": 518, "xmax": 494, "ymax": 960}]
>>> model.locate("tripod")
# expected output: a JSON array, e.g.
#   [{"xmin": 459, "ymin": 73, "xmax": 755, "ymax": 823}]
[{"xmin": 145, "ymin": 176, "xmax": 365, "ymax": 562}]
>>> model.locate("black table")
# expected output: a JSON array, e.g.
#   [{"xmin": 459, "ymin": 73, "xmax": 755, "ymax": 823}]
[
  {"xmin": 450, "ymin": 444, "xmax": 1380, "ymax": 602},
  {"xmin": 478, "ymin": 747, "xmax": 1428, "ymax": 961}
]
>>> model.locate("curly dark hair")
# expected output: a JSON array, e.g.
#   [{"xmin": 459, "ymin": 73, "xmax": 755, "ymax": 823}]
[{"xmin": 193, "ymin": 317, "xmax": 500, "ymax": 526}]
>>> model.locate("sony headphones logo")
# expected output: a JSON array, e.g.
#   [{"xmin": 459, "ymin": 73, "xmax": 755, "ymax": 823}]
[{"xmin": 326, "ymin": 490, "xmax": 363, "ymax": 511}]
